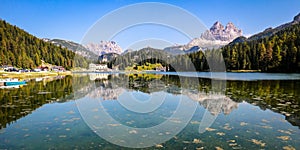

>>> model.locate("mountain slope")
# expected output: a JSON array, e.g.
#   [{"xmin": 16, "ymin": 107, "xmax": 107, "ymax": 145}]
[
  {"xmin": 0, "ymin": 20, "xmax": 88, "ymax": 69},
  {"xmin": 220, "ymin": 14, "xmax": 300, "ymax": 72},
  {"xmin": 44, "ymin": 39, "xmax": 98, "ymax": 61},
  {"xmin": 99, "ymin": 53, "xmax": 120, "ymax": 63},
  {"xmin": 110, "ymin": 47, "xmax": 208, "ymax": 71},
  {"xmin": 247, "ymin": 13, "xmax": 300, "ymax": 41}
]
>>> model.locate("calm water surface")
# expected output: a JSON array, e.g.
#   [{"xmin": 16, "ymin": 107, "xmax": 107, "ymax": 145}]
[{"xmin": 0, "ymin": 73, "xmax": 299, "ymax": 149}]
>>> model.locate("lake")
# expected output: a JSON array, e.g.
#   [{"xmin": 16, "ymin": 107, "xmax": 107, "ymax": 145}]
[{"xmin": 0, "ymin": 73, "xmax": 300, "ymax": 149}]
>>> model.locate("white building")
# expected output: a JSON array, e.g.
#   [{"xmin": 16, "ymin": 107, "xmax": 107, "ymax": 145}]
[{"xmin": 89, "ymin": 63, "xmax": 108, "ymax": 72}]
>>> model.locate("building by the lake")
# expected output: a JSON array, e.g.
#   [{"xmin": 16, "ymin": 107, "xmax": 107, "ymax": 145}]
[{"xmin": 89, "ymin": 63, "xmax": 108, "ymax": 72}]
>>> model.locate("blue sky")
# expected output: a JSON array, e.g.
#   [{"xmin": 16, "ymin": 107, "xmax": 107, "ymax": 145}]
[{"xmin": 0, "ymin": 0, "xmax": 300, "ymax": 50}]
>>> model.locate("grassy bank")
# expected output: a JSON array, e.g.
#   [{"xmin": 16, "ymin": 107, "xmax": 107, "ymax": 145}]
[
  {"xmin": 0, "ymin": 71, "xmax": 72, "ymax": 79},
  {"xmin": 230, "ymin": 70, "xmax": 261, "ymax": 73}
]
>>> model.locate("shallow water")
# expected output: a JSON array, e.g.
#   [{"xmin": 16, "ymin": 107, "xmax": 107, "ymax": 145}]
[{"xmin": 0, "ymin": 73, "xmax": 299, "ymax": 149}]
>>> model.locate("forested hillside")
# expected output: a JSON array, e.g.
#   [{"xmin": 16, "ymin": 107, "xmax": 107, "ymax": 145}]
[
  {"xmin": 221, "ymin": 23, "xmax": 300, "ymax": 72},
  {"xmin": 0, "ymin": 20, "xmax": 88, "ymax": 69},
  {"xmin": 110, "ymin": 47, "xmax": 209, "ymax": 71}
]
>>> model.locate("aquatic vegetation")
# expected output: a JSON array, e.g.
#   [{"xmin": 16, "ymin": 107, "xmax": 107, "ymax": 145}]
[
  {"xmin": 169, "ymin": 119, "xmax": 182, "ymax": 123},
  {"xmin": 283, "ymin": 145, "xmax": 296, "ymax": 150},
  {"xmin": 107, "ymin": 124, "xmax": 121, "ymax": 127},
  {"xmin": 250, "ymin": 139, "xmax": 266, "ymax": 147},
  {"xmin": 190, "ymin": 120, "xmax": 201, "ymax": 124},
  {"xmin": 215, "ymin": 147, "xmax": 223, "ymax": 150},
  {"xmin": 182, "ymin": 141, "xmax": 190, "ymax": 144},
  {"xmin": 59, "ymin": 135, "xmax": 67, "ymax": 138},
  {"xmin": 223, "ymin": 123, "xmax": 232, "ymax": 130},
  {"xmin": 24, "ymin": 134, "xmax": 30, "ymax": 137},
  {"xmin": 277, "ymin": 136, "xmax": 291, "ymax": 141},
  {"xmin": 129, "ymin": 130, "xmax": 138, "ymax": 134},
  {"xmin": 259, "ymin": 125, "xmax": 273, "ymax": 129},
  {"xmin": 261, "ymin": 119, "xmax": 270, "ymax": 123},
  {"xmin": 66, "ymin": 111, "xmax": 75, "ymax": 114},
  {"xmin": 227, "ymin": 140, "xmax": 235, "ymax": 143},
  {"xmin": 278, "ymin": 129, "xmax": 292, "ymax": 135},
  {"xmin": 229, "ymin": 143, "xmax": 238, "ymax": 147},
  {"xmin": 240, "ymin": 122, "xmax": 248, "ymax": 126},
  {"xmin": 155, "ymin": 144, "xmax": 163, "ymax": 148},
  {"xmin": 205, "ymin": 128, "xmax": 217, "ymax": 132},
  {"xmin": 216, "ymin": 132, "xmax": 225, "ymax": 136},
  {"xmin": 192, "ymin": 138, "xmax": 202, "ymax": 144}
]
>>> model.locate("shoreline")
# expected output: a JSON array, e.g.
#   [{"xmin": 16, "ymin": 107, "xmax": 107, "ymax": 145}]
[
  {"xmin": 1, "ymin": 70, "xmax": 298, "ymax": 79},
  {"xmin": 0, "ymin": 71, "xmax": 72, "ymax": 79},
  {"xmin": 230, "ymin": 70, "xmax": 261, "ymax": 73}
]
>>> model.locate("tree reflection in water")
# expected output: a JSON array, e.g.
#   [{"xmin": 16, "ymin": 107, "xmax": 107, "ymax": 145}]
[{"xmin": 86, "ymin": 73, "xmax": 300, "ymax": 128}]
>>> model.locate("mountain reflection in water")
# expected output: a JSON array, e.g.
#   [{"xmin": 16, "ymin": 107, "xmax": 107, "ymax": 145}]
[{"xmin": 85, "ymin": 73, "xmax": 299, "ymax": 128}]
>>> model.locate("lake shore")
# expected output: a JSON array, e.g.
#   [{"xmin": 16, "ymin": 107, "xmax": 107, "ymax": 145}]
[
  {"xmin": 0, "ymin": 71, "xmax": 72, "ymax": 79},
  {"xmin": 230, "ymin": 70, "xmax": 261, "ymax": 73}
]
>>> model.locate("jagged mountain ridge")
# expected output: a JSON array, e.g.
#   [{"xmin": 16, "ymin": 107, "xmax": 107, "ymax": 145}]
[
  {"xmin": 85, "ymin": 41, "xmax": 122, "ymax": 56},
  {"xmin": 188, "ymin": 21, "xmax": 242, "ymax": 48},
  {"xmin": 201, "ymin": 21, "xmax": 242, "ymax": 41},
  {"xmin": 164, "ymin": 21, "xmax": 243, "ymax": 53}
]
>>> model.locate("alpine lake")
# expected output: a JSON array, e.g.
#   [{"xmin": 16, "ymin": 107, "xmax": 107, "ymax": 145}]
[{"xmin": 0, "ymin": 72, "xmax": 300, "ymax": 149}]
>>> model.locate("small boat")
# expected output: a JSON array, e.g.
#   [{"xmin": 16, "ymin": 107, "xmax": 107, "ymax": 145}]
[
  {"xmin": 35, "ymin": 77, "xmax": 43, "ymax": 82},
  {"xmin": 0, "ymin": 78, "xmax": 26, "ymax": 86}
]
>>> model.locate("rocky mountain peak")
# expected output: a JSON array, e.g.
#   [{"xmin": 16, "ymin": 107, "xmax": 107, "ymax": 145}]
[
  {"xmin": 294, "ymin": 13, "xmax": 300, "ymax": 23},
  {"xmin": 85, "ymin": 41, "xmax": 122, "ymax": 56},
  {"xmin": 225, "ymin": 22, "xmax": 237, "ymax": 31},
  {"xmin": 164, "ymin": 21, "xmax": 243, "ymax": 52},
  {"xmin": 210, "ymin": 21, "xmax": 225, "ymax": 32},
  {"xmin": 201, "ymin": 21, "xmax": 242, "ymax": 42}
]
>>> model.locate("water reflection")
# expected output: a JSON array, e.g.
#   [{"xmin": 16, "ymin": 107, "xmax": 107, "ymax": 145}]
[
  {"xmin": 0, "ymin": 75, "xmax": 88, "ymax": 129},
  {"xmin": 0, "ymin": 73, "xmax": 300, "ymax": 149},
  {"xmin": 0, "ymin": 73, "xmax": 299, "ymax": 130},
  {"xmin": 85, "ymin": 73, "xmax": 300, "ymax": 128}
]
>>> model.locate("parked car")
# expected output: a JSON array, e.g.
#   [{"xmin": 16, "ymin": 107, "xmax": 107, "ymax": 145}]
[
  {"xmin": 5, "ymin": 67, "xmax": 19, "ymax": 72},
  {"xmin": 19, "ymin": 69, "xmax": 29, "ymax": 73}
]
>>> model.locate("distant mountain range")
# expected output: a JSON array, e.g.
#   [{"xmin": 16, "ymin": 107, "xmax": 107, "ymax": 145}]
[
  {"xmin": 44, "ymin": 21, "xmax": 243, "ymax": 57},
  {"xmin": 43, "ymin": 39, "xmax": 123, "ymax": 61},
  {"xmin": 43, "ymin": 39, "xmax": 98, "ymax": 60}
]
